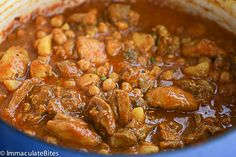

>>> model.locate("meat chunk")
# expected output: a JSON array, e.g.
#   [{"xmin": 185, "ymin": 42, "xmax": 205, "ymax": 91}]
[
  {"xmin": 85, "ymin": 96, "xmax": 116, "ymax": 136},
  {"xmin": 55, "ymin": 87, "xmax": 81, "ymax": 112},
  {"xmin": 184, "ymin": 116, "xmax": 222, "ymax": 144},
  {"xmin": 108, "ymin": 4, "xmax": 139, "ymax": 26},
  {"xmin": 121, "ymin": 66, "xmax": 155, "ymax": 93},
  {"xmin": 181, "ymin": 39, "xmax": 226, "ymax": 57},
  {"xmin": 159, "ymin": 121, "xmax": 181, "ymax": 141},
  {"xmin": 218, "ymin": 84, "xmax": 236, "ymax": 97},
  {"xmin": 176, "ymin": 79, "xmax": 214, "ymax": 103},
  {"xmin": 47, "ymin": 113, "xmax": 102, "ymax": 147},
  {"xmin": 69, "ymin": 9, "xmax": 97, "ymax": 25},
  {"xmin": 110, "ymin": 129, "xmax": 137, "ymax": 148},
  {"xmin": 57, "ymin": 60, "xmax": 78, "ymax": 77},
  {"xmin": 146, "ymin": 86, "xmax": 198, "ymax": 111},
  {"xmin": 132, "ymin": 32, "xmax": 155, "ymax": 52},
  {"xmin": 126, "ymin": 119, "xmax": 154, "ymax": 141},
  {"xmin": 109, "ymin": 90, "xmax": 131, "ymax": 126},
  {"xmin": 159, "ymin": 121, "xmax": 184, "ymax": 149},
  {"xmin": 154, "ymin": 25, "xmax": 180, "ymax": 54},
  {"xmin": 29, "ymin": 85, "xmax": 82, "ymax": 115},
  {"xmin": 77, "ymin": 36, "xmax": 107, "ymax": 64},
  {"xmin": 184, "ymin": 125, "xmax": 222, "ymax": 144},
  {"xmin": 77, "ymin": 73, "xmax": 100, "ymax": 91},
  {"xmin": 0, "ymin": 88, "xmax": 7, "ymax": 104},
  {"xmin": 46, "ymin": 98, "xmax": 63, "ymax": 115},
  {"xmin": 30, "ymin": 56, "xmax": 52, "ymax": 78},
  {"xmin": 30, "ymin": 85, "xmax": 54, "ymax": 106},
  {"xmin": 6, "ymin": 78, "xmax": 42, "ymax": 117},
  {"xmin": 138, "ymin": 72, "xmax": 155, "ymax": 93},
  {"xmin": 106, "ymin": 39, "xmax": 123, "ymax": 56},
  {"xmin": 0, "ymin": 46, "xmax": 30, "ymax": 82}
]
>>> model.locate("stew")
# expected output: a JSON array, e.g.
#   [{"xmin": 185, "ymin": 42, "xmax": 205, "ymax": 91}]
[{"xmin": 0, "ymin": 0, "xmax": 236, "ymax": 154}]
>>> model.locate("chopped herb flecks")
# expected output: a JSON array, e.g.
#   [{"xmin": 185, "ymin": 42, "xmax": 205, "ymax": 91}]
[
  {"xmin": 101, "ymin": 76, "xmax": 107, "ymax": 81},
  {"xmin": 125, "ymin": 48, "xmax": 138, "ymax": 63},
  {"xmin": 150, "ymin": 57, "xmax": 157, "ymax": 63}
]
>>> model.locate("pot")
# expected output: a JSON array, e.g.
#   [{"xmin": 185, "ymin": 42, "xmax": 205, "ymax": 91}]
[{"xmin": 0, "ymin": 0, "xmax": 235, "ymax": 156}]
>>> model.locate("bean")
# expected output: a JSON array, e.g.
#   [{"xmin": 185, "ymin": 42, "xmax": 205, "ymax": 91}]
[
  {"xmin": 97, "ymin": 66, "xmax": 108, "ymax": 77},
  {"xmin": 162, "ymin": 70, "xmax": 174, "ymax": 80},
  {"xmin": 88, "ymin": 85, "xmax": 100, "ymax": 96},
  {"xmin": 102, "ymin": 78, "xmax": 116, "ymax": 91},
  {"xmin": 220, "ymin": 71, "xmax": 232, "ymax": 83},
  {"xmin": 35, "ymin": 16, "xmax": 47, "ymax": 26},
  {"xmin": 121, "ymin": 82, "xmax": 132, "ymax": 92},
  {"xmin": 77, "ymin": 59, "xmax": 91, "ymax": 71},
  {"xmin": 51, "ymin": 15, "xmax": 64, "ymax": 27},
  {"xmin": 52, "ymin": 29, "xmax": 67, "ymax": 45},
  {"xmin": 36, "ymin": 31, "xmax": 47, "ymax": 38},
  {"xmin": 109, "ymin": 72, "xmax": 119, "ymax": 82}
]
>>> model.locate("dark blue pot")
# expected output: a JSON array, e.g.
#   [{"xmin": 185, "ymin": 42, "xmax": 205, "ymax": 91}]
[{"xmin": 0, "ymin": 119, "xmax": 235, "ymax": 157}]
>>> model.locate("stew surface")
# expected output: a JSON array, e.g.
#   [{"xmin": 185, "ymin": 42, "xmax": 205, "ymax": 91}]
[{"xmin": 0, "ymin": 0, "xmax": 236, "ymax": 154}]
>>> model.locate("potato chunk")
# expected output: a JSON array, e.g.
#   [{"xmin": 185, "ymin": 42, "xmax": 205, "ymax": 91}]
[
  {"xmin": 36, "ymin": 35, "xmax": 52, "ymax": 56},
  {"xmin": 146, "ymin": 86, "xmax": 198, "ymax": 111},
  {"xmin": 184, "ymin": 61, "xmax": 211, "ymax": 77},
  {"xmin": 3, "ymin": 80, "xmax": 22, "ymax": 92},
  {"xmin": 138, "ymin": 143, "xmax": 159, "ymax": 154},
  {"xmin": 77, "ymin": 36, "xmax": 107, "ymax": 64},
  {"xmin": 47, "ymin": 113, "xmax": 102, "ymax": 147},
  {"xmin": 132, "ymin": 32, "xmax": 154, "ymax": 52},
  {"xmin": 0, "ymin": 46, "xmax": 30, "ymax": 82}
]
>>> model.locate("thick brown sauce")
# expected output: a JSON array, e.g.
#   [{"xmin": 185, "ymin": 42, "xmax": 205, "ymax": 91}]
[{"xmin": 0, "ymin": 0, "xmax": 235, "ymax": 154}]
